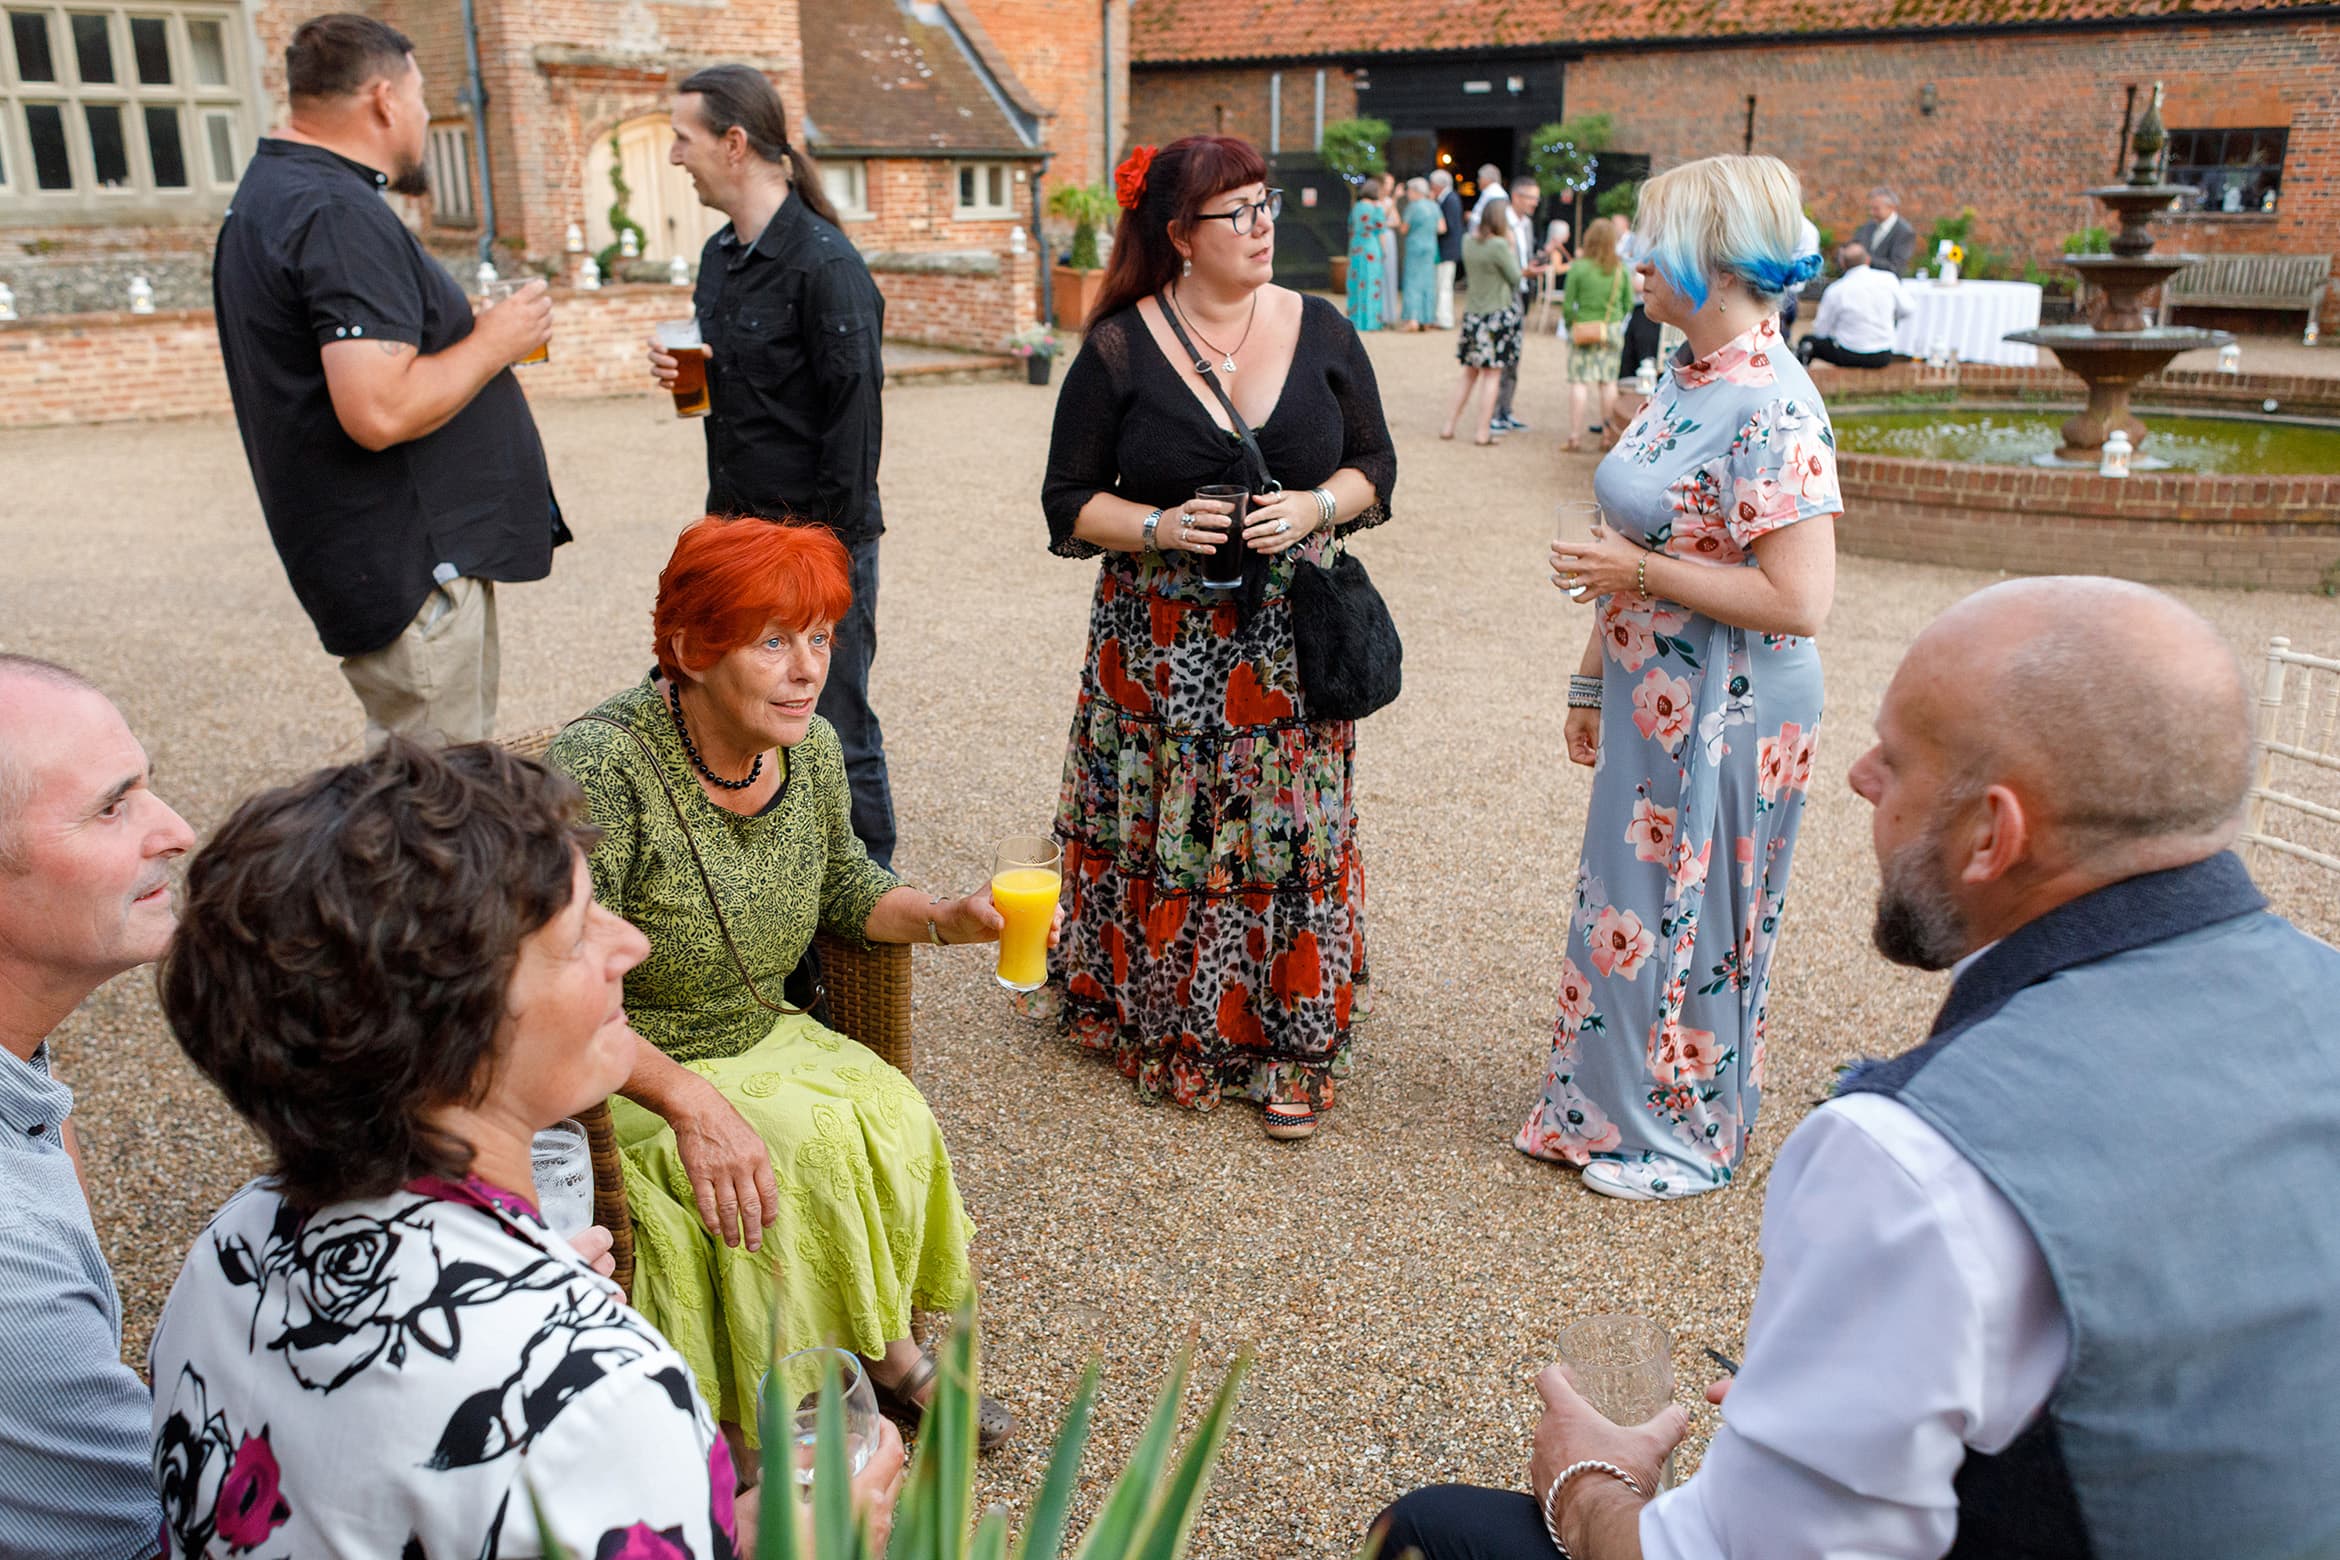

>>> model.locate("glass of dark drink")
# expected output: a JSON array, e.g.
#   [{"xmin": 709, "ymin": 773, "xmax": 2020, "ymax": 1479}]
[
  {"xmin": 656, "ymin": 318, "xmax": 710, "ymax": 418},
  {"xmin": 1192, "ymin": 485, "xmax": 1248, "ymax": 589}
]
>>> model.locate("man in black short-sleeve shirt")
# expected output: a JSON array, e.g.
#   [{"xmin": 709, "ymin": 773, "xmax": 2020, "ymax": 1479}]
[{"xmin": 213, "ymin": 13, "xmax": 559, "ymax": 745}]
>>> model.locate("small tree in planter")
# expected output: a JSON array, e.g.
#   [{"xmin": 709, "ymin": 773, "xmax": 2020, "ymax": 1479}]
[
  {"xmin": 1529, "ymin": 113, "xmax": 1611, "ymax": 236},
  {"xmin": 1046, "ymin": 181, "xmax": 1118, "ymax": 329},
  {"xmin": 594, "ymin": 132, "xmax": 651, "ymax": 279},
  {"xmin": 1317, "ymin": 117, "xmax": 1390, "ymax": 294}
]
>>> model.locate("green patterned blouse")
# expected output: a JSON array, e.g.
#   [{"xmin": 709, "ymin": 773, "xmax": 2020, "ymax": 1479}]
[{"xmin": 545, "ymin": 677, "xmax": 899, "ymax": 1065}]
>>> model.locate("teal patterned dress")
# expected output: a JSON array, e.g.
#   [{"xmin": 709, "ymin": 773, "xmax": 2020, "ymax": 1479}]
[
  {"xmin": 1346, "ymin": 200, "xmax": 1387, "ymax": 331},
  {"xmin": 1516, "ymin": 316, "xmax": 1839, "ymax": 1198}
]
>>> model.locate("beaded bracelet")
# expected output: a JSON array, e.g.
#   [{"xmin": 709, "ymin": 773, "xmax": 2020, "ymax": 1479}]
[
  {"xmin": 1540, "ymin": 1458, "xmax": 1647, "ymax": 1558},
  {"xmin": 1567, "ymin": 674, "xmax": 1603, "ymax": 711}
]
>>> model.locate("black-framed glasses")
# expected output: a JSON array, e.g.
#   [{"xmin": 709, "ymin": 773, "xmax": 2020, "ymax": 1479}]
[{"xmin": 1195, "ymin": 189, "xmax": 1284, "ymax": 236}]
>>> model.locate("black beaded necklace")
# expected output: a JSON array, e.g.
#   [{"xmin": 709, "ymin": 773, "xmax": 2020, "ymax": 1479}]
[{"xmin": 666, "ymin": 679, "xmax": 763, "ymax": 791}]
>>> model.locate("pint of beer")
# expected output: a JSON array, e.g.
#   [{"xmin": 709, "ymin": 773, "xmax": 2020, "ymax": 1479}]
[
  {"xmin": 485, "ymin": 279, "xmax": 549, "ymax": 365},
  {"xmin": 657, "ymin": 318, "xmax": 711, "ymax": 418}
]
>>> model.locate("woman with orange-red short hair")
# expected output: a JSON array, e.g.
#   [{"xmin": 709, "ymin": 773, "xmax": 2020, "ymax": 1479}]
[{"xmin": 546, "ymin": 516, "xmax": 1022, "ymax": 1458}]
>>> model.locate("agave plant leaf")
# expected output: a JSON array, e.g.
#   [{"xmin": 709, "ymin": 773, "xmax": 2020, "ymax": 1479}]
[
  {"xmin": 1065, "ymin": 1347, "xmax": 1194, "ymax": 1560},
  {"xmin": 528, "ymin": 1481, "xmax": 575, "ymax": 1560},
  {"xmin": 924, "ymin": 1305, "xmax": 983, "ymax": 1548},
  {"xmin": 1123, "ymin": 1351, "xmax": 1252, "ymax": 1560},
  {"xmin": 759, "ymin": 1363, "xmax": 802, "ymax": 1560},
  {"xmin": 1009, "ymin": 1357, "xmax": 1101, "ymax": 1560},
  {"xmin": 969, "ymin": 1503, "xmax": 1011, "ymax": 1560},
  {"xmin": 810, "ymin": 1351, "xmax": 858, "ymax": 1559}
]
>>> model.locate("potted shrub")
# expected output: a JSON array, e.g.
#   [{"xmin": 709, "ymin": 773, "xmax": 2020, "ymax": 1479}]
[
  {"xmin": 1318, "ymin": 116, "xmax": 1390, "ymax": 296},
  {"xmin": 1009, "ymin": 323, "xmax": 1061, "ymax": 385},
  {"xmin": 1047, "ymin": 181, "xmax": 1117, "ymax": 329},
  {"xmin": 1529, "ymin": 113, "xmax": 1612, "ymax": 236}
]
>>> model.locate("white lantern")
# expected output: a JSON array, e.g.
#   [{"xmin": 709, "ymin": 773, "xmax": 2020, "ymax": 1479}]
[
  {"xmin": 127, "ymin": 275, "xmax": 155, "ymax": 314},
  {"xmin": 2218, "ymin": 342, "xmax": 2241, "ymax": 375},
  {"xmin": 2306, "ymin": 319, "xmax": 2321, "ymax": 348},
  {"xmin": 0, "ymin": 281, "xmax": 16, "ymax": 321},
  {"xmin": 1633, "ymin": 357, "xmax": 1658, "ymax": 396},
  {"xmin": 565, "ymin": 222, "xmax": 585, "ymax": 253},
  {"xmin": 578, "ymin": 256, "xmax": 601, "ymax": 291},
  {"xmin": 476, "ymin": 259, "xmax": 499, "ymax": 292},
  {"xmin": 2099, "ymin": 429, "xmax": 2133, "ymax": 479},
  {"xmin": 668, "ymin": 255, "xmax": 690, "ymax": 287},
  {"xmin": 620, "ymin": 228, "xmax": 640, "ymax": 259},
  {"xmin": 1009, "ymin": 225, "xmax": 1027, "ymax": 256}
]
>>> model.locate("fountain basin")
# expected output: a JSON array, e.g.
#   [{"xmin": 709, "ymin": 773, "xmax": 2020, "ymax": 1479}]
[{"xmin": 1834, "ymin": 408, "xmax": 2340, "ymax": 475}]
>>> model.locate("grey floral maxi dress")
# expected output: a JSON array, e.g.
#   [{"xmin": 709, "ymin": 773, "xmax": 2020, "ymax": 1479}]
[{"xmin": 1516, "ymin": 315, "xmax": 1838, "ymax": 1197}]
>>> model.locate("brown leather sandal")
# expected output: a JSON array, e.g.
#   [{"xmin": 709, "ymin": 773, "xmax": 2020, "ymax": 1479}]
[{"xmin": 872, "ymin": 1344, "xmax": 1017, "ymax": 1453}]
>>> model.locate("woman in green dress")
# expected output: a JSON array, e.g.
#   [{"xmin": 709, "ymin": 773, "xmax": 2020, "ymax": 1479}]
[
  {"xmin": 546, "ymin": 516, "xmax": 1026, "ymax": 1455},
  {"xmin": 1559, "ymin": 216, "xmax": 1633, "ymax": 452}
]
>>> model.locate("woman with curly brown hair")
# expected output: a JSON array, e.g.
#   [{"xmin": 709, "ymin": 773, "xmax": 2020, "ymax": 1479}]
[{"xmin": 1035, "ymin": 135, "xmax": 1397, "ymax": 1141}]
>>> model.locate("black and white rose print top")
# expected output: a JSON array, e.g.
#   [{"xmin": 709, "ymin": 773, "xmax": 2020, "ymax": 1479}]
[{"xmin": 148, "ymin": 1175, "xmax": 741, "ymax": 1560}]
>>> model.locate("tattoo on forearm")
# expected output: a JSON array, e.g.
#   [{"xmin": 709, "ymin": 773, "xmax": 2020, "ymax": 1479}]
[{"xmin": 375, "ymin": 340, "xmax": 409, "ymax": 357}]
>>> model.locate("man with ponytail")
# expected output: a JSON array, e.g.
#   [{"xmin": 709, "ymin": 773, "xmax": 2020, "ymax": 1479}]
[{"xmin": 647, "ymin": 64, "xmax": 898, "ymax": 867}]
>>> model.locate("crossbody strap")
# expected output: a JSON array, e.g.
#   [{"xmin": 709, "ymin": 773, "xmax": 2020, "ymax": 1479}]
[
  {"xmin": 1157, "ymin": 290, "xmax": 1277, "ymax": 495},
  {"xmin": 1607, "ymin": 261, "xmax": 1627, "ymax": 319},
  {"xmin": 572, "ymin": 713, "xmax": 819, "ymax": 1018}
]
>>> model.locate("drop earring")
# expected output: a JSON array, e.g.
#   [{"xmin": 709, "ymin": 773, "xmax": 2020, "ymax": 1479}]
[{"xmin": 1182, "ymin": 258, "xmax": 1192, "ymax": 277}]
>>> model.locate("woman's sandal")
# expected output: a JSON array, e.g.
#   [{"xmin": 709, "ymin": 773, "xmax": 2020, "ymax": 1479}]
[
  {"xmin": 1263, "ymin": 1100, "xmax": 1317, "ymax": 1142},
  {"xmin": 872, "ymin": 1344, "xmax": 1017, "ymax": 1453}
]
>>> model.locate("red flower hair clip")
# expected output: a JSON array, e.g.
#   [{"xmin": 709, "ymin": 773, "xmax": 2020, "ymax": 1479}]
[{"xmin": 1115, "ymin": 145, "xmax": 1159, "ymax": 212}]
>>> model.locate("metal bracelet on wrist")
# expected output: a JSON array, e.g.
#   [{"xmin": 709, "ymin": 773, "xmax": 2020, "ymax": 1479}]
[
  {"xmin": 1141, "ymin": 508, "xmax": 1164, "ymax": 555},
  {"xmin": 926, "ymin": 895, "xmax": 949, "ymax": 946},
  {"xmin": 1568, "ymin": 674, "xmax": 1603, "ymax": 712},
  {"xmin": 1540, "ymin": 1459, "xmax": 1647, "ymax": 1558},
  {"xmin": 1311, "ymin": 486, "xmax": 1337, "ymax": 527}
]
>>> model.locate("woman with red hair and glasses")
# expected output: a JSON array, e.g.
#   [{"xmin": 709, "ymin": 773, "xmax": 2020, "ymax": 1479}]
[
  {"xmin": 1036, "ymin": 135, "xmax": 1398, "ymax": 1141},
  {"xmin": 546, "ymin": 516, "xmax": 1024, "ymax": 1458}
]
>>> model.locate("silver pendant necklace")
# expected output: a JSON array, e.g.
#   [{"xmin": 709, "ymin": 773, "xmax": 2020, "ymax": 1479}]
[{"xmin": 1172, "ymin": 285, "xmax": 1257, "ymax": 376}]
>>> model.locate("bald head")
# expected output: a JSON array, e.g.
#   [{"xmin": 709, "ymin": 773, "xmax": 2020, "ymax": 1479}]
[{"xmin": 1907, "ymin": 577, "xmax": 2252, "ymax": 861}]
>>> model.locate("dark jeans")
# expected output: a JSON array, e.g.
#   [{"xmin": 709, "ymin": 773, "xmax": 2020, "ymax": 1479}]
[
  {"xmin": 815, "ymin": 534, "xmax": 897, "ymax": 869},
  {"xmin": 1372, "ymin": 1485, "xmax": 1552, "ymax": 1560},
  {"xmin": 1618, "ymin": 304, "xmax": 1661, "ymax": 380},
  {"xmin": 1494, "ymin": 282, "xmax": 1532, "ymax": 420},
  {"xmin": 1796, "ymin": 335, "xmax": 1896, "ymax": 369}
]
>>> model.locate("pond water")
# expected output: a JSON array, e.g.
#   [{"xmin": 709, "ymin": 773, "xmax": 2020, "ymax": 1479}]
[{"xmin": 1830, "ymin": 409, "xmax": 2340, "ymax": 475}]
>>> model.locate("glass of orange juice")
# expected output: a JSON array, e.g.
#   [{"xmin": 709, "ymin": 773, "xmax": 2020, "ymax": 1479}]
[{"xmin": 990, "ymin": 835, "xmax": 1061, "ymax": 993}]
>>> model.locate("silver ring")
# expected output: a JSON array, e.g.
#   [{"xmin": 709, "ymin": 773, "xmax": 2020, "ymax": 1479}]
[{"xmin": 1275, "ymin": 518, "xmax": 1291, "ymax": 535}]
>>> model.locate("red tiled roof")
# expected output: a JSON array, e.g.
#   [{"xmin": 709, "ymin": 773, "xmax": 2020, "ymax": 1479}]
[
  {"xmin": 1131, "ymin": 0, "xmax": 2332, "ymax": 64},
  {"xmin": 804, "ymin": 0, "xmax": 1042, "ymax": 155}
]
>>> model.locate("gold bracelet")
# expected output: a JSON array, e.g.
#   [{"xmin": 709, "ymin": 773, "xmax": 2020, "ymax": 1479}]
[{"xmin": 1635, "ymin": 553, "xmax": 1650, "ymax": 598}]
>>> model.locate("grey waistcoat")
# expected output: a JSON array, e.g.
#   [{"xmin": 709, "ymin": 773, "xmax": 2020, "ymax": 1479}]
[{"xmin": 1840, "ymin": 852, "xmax": 2340, "ymax": 1560}]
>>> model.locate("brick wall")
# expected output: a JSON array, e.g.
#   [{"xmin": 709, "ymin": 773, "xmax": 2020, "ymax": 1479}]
[
  {"xmin": 960, "ymin": 0, "xmax": 1127, "ymax": 188},
  {"xmin": 847, "ymin": 159, "xmax": 1039, "ymax": 251},
  {"xmin": 1562, "ymin": 18, "xmax": 2340, "ymax": 325},
  {"xmin": 868, "ymin": 252, "xmax": 1039, "ymax": 353},
  {"xmin": 1128, "ymin": 63, "xmax": 1358, "ymax": 154}
]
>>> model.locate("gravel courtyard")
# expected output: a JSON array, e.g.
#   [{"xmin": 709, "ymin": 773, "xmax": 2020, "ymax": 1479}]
[{"xmin": 6, "ymin": 324, "xmax": 2337, "ymax": 1555}]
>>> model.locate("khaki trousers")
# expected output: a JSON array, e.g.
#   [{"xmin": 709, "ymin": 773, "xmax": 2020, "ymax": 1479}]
[{"xmin": 339, "ymin": 576, "xmax": 499, "ymax": 747}]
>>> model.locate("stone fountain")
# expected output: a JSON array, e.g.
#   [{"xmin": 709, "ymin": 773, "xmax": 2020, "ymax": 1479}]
[{"xmin": 2005, "ymin": 82, "xmax": 2233, "ymax": 467}]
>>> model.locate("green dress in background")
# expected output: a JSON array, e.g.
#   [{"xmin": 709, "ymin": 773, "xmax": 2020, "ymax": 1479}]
[{"xmin": 546, "ymin": 678, "xmax": 975, "ymax": 1442}]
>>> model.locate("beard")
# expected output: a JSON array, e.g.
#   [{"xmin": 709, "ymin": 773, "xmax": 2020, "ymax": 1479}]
[
  {"xmin": 1870, "ymin": 812, "xmax": 1971, "ymax": 971},
  {"xmin": 388, "ymin": 155, "xmax": 429, "ymax": 198}
]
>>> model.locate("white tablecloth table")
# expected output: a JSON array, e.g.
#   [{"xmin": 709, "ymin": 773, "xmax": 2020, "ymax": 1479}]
[{"xmin": 1894, "ymin": 279, "xmax": 2043, "ymax": 367}]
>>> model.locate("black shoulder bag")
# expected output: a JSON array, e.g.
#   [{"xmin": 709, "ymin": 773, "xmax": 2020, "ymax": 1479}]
[{"xmin": 1155, "ymin": 293, "xmax": 1403, "ymax": 722}]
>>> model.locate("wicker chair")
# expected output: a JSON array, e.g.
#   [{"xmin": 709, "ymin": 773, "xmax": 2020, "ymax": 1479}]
[{"xmin": 502, "ymin": 722, "xmax": 913, "ymax": 1294}]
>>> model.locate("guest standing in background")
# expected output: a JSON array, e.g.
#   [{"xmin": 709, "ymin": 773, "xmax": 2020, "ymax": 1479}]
[
  {"xmin": 1377, "ymin": 173, "xmax": 1403, "ymax": 326},
  {"xmin": 1533, "ymin": 154, "xmax": 1836, "ymax": 1201},
  {"xmin": 1346, "ymin": 181, "xmax": 1388, "ymax": 331},
  {"xmin": 1851, "ymin": 186, "xmax": 1917, "ymax": 276},
  {"xmin": 1560, "ymin": 217, "xmax": 1632, "ymax": 452},
  {"xmin": 1431, "ymin": 169, "xmax": 1465, "ymax": 329},
  {"xmin": 1544, "ymin": 217, "xmax": 1574, "ymax": 268},
  {"xmin": 1399, "ymin": 177, "xmax": 1445, "ymax": 331},
  {"xmin": 1445, "ymin": 196, "xmax": 1523, "ymax": 446},
  {"xmin": 1490, "ymin": 175, "xmax": 1547, "ymax": 435},
  {"xmin": 1037, "ymin": 137, "xmax": 1397, "ymax": 1142}
]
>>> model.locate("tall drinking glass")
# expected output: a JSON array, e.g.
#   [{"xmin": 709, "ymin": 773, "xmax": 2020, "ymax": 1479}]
[
  {"xmin": 485, "ymin": 279, "xmax": 549, "ymax": 365},
  {"xmin": 1554, "ymin": 500, "xmax": 1604, "ymax": 600},
  {"xmin": 1558, "ymin": 1313, "xmax": 1678, "ymax": 1488},
  {"xmin": 991, "ymin": 835, "xmax": 1062, "ymax": 993},
  {"xmin": 760, "ymin": 1348, "xmax": 880, "ymax": 1488},
  {"xmin": 1192, "ymin": 484, "xmax": 1249, "ymax": 590},
  {"xmin": 656, "ymin": 318, "xmax": 711, "ymax": 418},
  {"xmin": 529, "ymin": 1118, "xmax": 594, "ymax": 1240}
]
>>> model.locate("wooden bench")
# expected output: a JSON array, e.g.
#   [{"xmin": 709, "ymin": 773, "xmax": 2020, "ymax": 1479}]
[
  {"xmin": 503, "ymin": 722, "xmax": 914, "ymax": 1295},
  {"xmin": 2164, "ymin": 252, "xmax": 2331, "ymax": 325}
]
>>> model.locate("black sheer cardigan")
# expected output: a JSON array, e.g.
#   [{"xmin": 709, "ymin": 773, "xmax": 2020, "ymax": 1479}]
[{"xmin": 1040, "ymin": 294, "xmax": 1397, "ymax": 563}]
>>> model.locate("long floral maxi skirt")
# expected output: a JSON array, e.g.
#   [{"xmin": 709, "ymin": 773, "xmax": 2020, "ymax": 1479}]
[
  {"xmin": 1516, "ymin": 610, "xmax": 1822, "ymax": 1197},
  {"xmin": 1044, "ymin": 550, "xmax": 1369, "ymax": 1111},
  {"xmin": 609, "ymin": 1012, "xmax": 975, "ymax": 1444}
]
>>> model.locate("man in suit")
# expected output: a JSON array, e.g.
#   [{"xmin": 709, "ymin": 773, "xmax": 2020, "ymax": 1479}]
[{"xmin": 1852, "ymin": 186, "xmax": 1917, "ymax": 276}]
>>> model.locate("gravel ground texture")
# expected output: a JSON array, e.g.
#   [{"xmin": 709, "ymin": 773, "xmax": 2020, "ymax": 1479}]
[{"xmin": 6, "ymin": 322, "xmax": 2338, "ymax": 1556}]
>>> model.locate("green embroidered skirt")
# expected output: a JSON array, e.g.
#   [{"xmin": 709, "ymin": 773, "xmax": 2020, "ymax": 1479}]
[{"xmin": 609, "ymin": 1011, "xmax": 975, "ymax": 1443}]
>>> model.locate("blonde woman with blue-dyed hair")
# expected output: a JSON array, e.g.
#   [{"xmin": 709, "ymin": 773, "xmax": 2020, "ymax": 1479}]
[{"xmin": 1529, "ymin": 154, "xmax": 1838, "ymax": 1201}]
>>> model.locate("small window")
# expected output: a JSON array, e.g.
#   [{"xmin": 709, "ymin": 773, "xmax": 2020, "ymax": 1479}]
[
  {"xmin": 2167, "ymin": 126, "xmax": 2287, "ymax": 214},
  {"xmin": 10, "ymin": 8, "xmax": 56, "ymax": 79},
  {"xmin": 68, "ymin": 11, "xmax": 111, "ymax": 82},
  {"xmin": 26, "ymin": 101, "xmax": 71, "ymax": 186},
  {"xmin": 184, "ymin": 12, "xmax": 222, "ymax": 85},
  {"xmin": 84, "ymin": 99, "xmax": 125, "ymax": 183},
  {"xmin": 953, "ymin": 159, "xmax": 1015, "ymax": 218},
  {"xmin": 142, "ymin": 100, "xmax": 181, "ymax": 183},
  {"xmin": 820, "ymin": 158, "xmax": 866, "ymax": 217},
  {"xmin": 425, "ymin": 120, "xmax": 474, "ymax": 224},
  {"xmin": 128, "ymin": 14, "xmax": 167, "ymax": 83},
  {"xmin": 201, "ymin": 105, "xmax": 234, "ymax": 181}
]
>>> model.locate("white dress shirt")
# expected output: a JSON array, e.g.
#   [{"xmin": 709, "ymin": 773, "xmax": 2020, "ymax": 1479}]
[
  {"xmin": 1810, "ymin": 265, "xmax": 1913, "ymax": 356},
  {"xmin": 1639, "ymin": 1092, "xmax": 2070, "ymax": 1560}
]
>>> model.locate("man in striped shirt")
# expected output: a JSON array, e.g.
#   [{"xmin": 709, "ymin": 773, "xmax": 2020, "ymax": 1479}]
[{"xmin": 1, "ymin": 655, "xmax": 191, "ymax": 1559}]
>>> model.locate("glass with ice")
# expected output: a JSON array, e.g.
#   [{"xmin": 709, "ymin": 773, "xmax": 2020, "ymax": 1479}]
[{"xmin": 530, "ymin": 1118, "xmax": 595, "ymax": 1240}]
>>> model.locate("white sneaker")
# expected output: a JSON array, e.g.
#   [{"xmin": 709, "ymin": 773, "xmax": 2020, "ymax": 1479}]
[{"xmin": 1581, "ymin": 1159, "xmax": 1713, "ymax": 1201}]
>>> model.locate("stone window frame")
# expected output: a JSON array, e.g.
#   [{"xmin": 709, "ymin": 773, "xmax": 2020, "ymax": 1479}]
[
  {"xmin": 1, "ymin": 2, "xmax": 248, "ymax": 221},
  {"xmin": 426, "ymin": 118, "xmax": 474, "ymax": 227},
  {"xmin": 952, "ymin": 159, "xmax": 1015, "ymax": 219},
  {"xmin": 820, "ymin": 156, "xmax": 867, "ymax": 220},
  {"xmin": 2165, "ymin": 126, "xmax": 2288, "ymax": 216}
]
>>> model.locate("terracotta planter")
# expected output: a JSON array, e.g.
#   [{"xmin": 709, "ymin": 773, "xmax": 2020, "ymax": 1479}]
[
  {"xmin": 1328, "ymin": 255, "xmax": 1350, "ymax": 295},
  {"xmin": 1052, "ymin": 266, "xmax": 1105, "ymax": 329}
]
